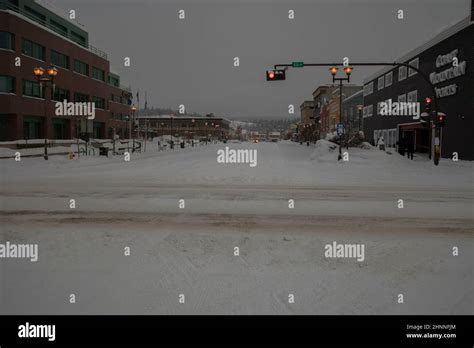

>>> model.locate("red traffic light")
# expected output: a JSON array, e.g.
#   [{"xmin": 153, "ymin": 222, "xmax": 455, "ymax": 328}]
[
  {"xmin": 437, "ymin": 113, "xmax": 446, "ymax": 127},
  {"xmin": 425, "ymin": 97, "xmax": 432, "ymax": 105},
  {"xmin": 266, "ymin": 69, "xmax": 286, "ymax": 81}
]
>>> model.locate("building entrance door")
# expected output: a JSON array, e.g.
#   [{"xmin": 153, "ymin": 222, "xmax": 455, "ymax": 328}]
[{"xmin": 399, "ymin": 123, "xmax": 430, "ymax": 155}]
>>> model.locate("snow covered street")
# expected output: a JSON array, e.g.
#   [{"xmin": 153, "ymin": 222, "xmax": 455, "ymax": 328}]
[{"xmin": 0, "ymin": 141, "xmax": 472, "ymax": 314}]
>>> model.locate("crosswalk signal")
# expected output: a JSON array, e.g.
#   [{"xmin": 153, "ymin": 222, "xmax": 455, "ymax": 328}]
[{"xmin": 266, "ymin": 69, "xmax": 286, "ymax": 81}]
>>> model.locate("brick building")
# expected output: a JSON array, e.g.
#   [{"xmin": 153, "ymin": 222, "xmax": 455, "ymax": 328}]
[{"xmin": 0, "ymin": 0, "xmax": 132, "ymax": 141}]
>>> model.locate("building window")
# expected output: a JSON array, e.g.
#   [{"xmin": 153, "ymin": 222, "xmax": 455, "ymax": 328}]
[
  {"xmin": 108, "ymin": 75, "xmax": 119, "ymax": 87},
  {"xmin": 0, "ymin": 31, "xmax": 15, "ymax": 50},
  {"xmin": 74, "ymin": 92, "xmax": 89, "ymax": 103},
  {"xmin": 92, "ymin": 67, "xmax": 105, "ymax": 81},
  {"xmin": 111, "ymin": 94, "xmax": 122, "ymax": 103},
  {"xmin": 93, "ymin": 122, "xmax": 103, "ymax": 138},
  {"xmin": 385, "ymin": 71, "xmax": 393, "ymax": 87},
  {"xmin": 71, "ymin": 31, "xmax": 86, "ymax": 46},
  {"xmin": 377, "ymin": 76, "xmax": 385, "ymax": 90},
  {"xmin": 23, "ymin": 116, "xmax": 42, "ymax": 139},
  {"xmin": 23, "ymin": 80, "xmax": 44, "ymax": 98},
  {"xmin": 51, "ymin": 50, "xmax": 69, "ymax": 69},
  {"xmin": 74, "ymin": 59, "xmax": 89, "ymax": 76},
  {"xmin": 363, "ymin": 82, "xmax": 373, "ymax": 96},
  {"xmin": 363, "ymin": 105, "xmax": 373, "ymax": 118},
  {"xmin": 52, "ymin": 87, "xmax": 69, "ymax": 102},
  {"xmin": 22, "ymin": 39, "xmax": 45, "ymax": 61},
  {"xmin": 50, "ymin": 20, "xmax": 68, "ymax": 36},
  {"xmin": 24, "ymin": 6, "xmax": 46, "ymax": 24},
  {"xmin": 398, "ymin": 66, "xmax": 407, "ymax": 81},
  {"xmin": 397, "ymin": 94, "xmax": 406, "ymax": 103},
  {"xmin": 0, "ymin": 75, "xmax": 15, "ymax": 93},
  {"xmin": 92, "ymin": 96, "xmax": 106, "ymax": 109},
  {"xmin": 408, "ymin": 57, "xmax": 419, "ymax": 77},
  {"xmin": 407, "ymin": 90, "xmax": 418, "ymax": 103},
  {"xmin": 52, "ymin": 118, "xmax": 67, "ymax": 139}
]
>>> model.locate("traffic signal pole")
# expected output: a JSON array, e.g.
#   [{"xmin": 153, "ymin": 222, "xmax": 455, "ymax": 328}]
[{"xmin": 271, "ymin": 62, "xmax": 442, "ymax": 165}]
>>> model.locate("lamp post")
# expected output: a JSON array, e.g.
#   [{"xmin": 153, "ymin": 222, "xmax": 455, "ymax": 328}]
[
  {"xmin": 357, "ymin": 104, "xmax": 364, "ymax": 133},
  {"xmin": 329, "ymin": 65, "xmax": 353, "ymax": 160},
  {"xmin": 191, "ymin": 118, "xmax": 195, "ymax": 146},
  {"xmin": 170, "ymin": 115, "xmax": 175, "ymax": 149},
  {"xmin": 130, "ymin": 104, "xmax": 136, "ymax": 152},
  {"xmin": 33, "ymin": 66, "xmax": 58, "ymax": 160}
]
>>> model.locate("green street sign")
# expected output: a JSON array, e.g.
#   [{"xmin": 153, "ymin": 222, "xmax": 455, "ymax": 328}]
[{"xmin": 292, "ymin": 61, "xmax": 304, "ymax": 68}]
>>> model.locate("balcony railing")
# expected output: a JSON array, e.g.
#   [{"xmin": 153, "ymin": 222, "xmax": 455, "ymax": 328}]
[{"xmin": 0, "ymin": 2, "xmax": 108, "ymax": 60}]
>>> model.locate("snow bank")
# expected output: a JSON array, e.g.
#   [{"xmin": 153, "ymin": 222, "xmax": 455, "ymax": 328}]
[
  {"xmin": 324, "ymin": 131, "xmax": 337, "ymax": 142},
  {"xmin": 310, "ymin": 139, "xmax": 338, "ymax": 161},
  {"xmin": 360, "ymin": 142, "xmax": 373, "ymax": 150},
  {"xmin": 0, "ymin": 145, "xmax": 78, "ymax": 157}
]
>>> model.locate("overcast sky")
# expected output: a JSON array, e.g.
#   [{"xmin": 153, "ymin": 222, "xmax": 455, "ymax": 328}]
[{"xmin": 49, "ymin": 0, "xmax": 470, "ymax": 119}]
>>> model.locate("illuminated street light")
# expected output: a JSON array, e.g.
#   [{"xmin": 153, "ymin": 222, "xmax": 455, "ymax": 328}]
[
  {"xmin": 33, "ymin": 66, "xmax": 59, "ymax": 160},
  {"xmin": 343, "ymin": 66, "xmax": 353, "ymax": 76}
]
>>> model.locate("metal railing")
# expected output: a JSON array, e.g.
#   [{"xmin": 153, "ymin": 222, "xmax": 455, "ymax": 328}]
[{"xmin": 0, "ymin": 2, "xmax": 108, "ymax": 60}]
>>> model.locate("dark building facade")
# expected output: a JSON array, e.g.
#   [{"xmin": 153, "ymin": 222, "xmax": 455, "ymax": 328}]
[
  {"xmin": 0, "ymin": 0, "xmax": 132, "ymax": 141},
  {"xmin": 363, "ymin": 16, "xmax": 473, "ymax": 159}
]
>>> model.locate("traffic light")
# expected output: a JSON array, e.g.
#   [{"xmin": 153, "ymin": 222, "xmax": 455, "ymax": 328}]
[
  {"xmin": 424, "ymin": 97, "xmax": 432, "ymax": 112},
  {"xmin": 266, "ymin": 69, "xmax": 286, "ymax": 81},
  {"xmin": 436, "ymin": 112, "xmax": 446, "ymax": 127},
  {"xmin": 420, "ymin": 97, "xmax": 432, "ymax": 128}
]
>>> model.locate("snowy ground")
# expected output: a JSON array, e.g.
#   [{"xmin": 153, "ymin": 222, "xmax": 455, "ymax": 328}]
[{"xmin": 0, "ymin": 140, "xmax": 472, "ymax": 314}]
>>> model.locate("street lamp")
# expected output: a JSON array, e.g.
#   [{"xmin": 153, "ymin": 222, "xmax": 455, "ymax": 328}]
[
  {"xmin": 343, "ymin": 66, "xmax": 353, "ymax": 76},
  {"xmin": 329, "ymin": 65, "xmax": 353, "ymax": 160},
  {"xmin": 329, "ymin": 66, "xmax": 338, "ymax": 77},
  {"xmin": 131, "ymin": 104, "xmax": 137, "ymax": 151},
  {"xmin": 357, "ymin": 104, "xmax": 364, "ymax": 132},
  {"xmin": 33, "ymin": 65, "xmax": 58, "ymax": 160}
]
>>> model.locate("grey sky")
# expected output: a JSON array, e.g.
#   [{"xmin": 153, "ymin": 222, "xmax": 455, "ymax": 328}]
[{"xmin": 49, "ymin": 0, "xmax": 470, "ymax": 119}]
